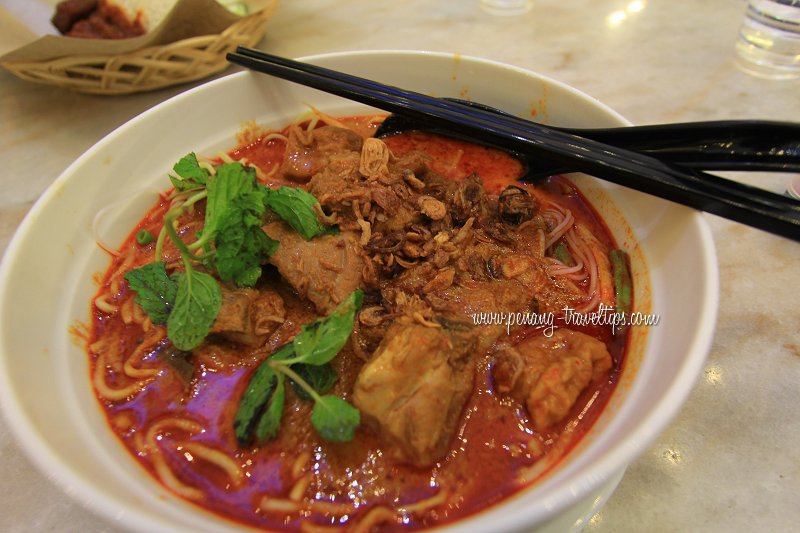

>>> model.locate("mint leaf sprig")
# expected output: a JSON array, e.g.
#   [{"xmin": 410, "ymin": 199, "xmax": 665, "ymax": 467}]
[
  {"xmin": 124, "ymin": 260, "xmax": 221, "ymax": 351},
  {"xmin": 234, "ymin": 290, "xmax": 363, "ymax": 444},
  {"xmin": 156, "ymin": 153, "xmax": 279, "ymax": 287},
  {"xmin": 262, "ymin": 186, "xmax": 336, "ymax": 240},
  {"xmin": 124, "ymin": 261, "xmax": 176, "ymax": 325},
  {"xmin": 123, "ymin": 152, "xmax": 337, "ymax": 352},
  {"xmin": 126, "ymin": 154, "xmax": 277, "ymax": 351}
]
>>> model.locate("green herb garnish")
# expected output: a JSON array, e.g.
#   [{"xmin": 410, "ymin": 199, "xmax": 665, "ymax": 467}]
[
  {"xmin": 262, "ymin": 186, "xmax": 334, "ymax": 240},
  {"xmin": 169, "ymin": 152, "xmax": 209, "ymax": 191},
  {"xmin": 309, "ymin": 395, "xmax": 361, "ymax": 442},
  {"xmin": 288, "ymin": 363, "xmax": 337, "ymax": 401},
  {"xmin": 199, "ymin": 163, "xmax": 279, "ymax": 286},
  {"xmin": 128, "ymin": 155, "xmax": 278, "ymax": 350},
  {"xmin": 123, "ymin": 261, "xmax": 176, "ymax": 325},
  {"xmin": 125, "ymin": 153, "xmax": 335, "ymax": 352},
  {"xmin": 234, "ymin": 290, "xmax": 363, "ymax": 444},
  {"xmin": 234, "ymin": 343, "xmax": 292, "ymax": 443},
  {"xmin": 135, "ymin": 229, "xmax": 155, "ymax": 246},
  {"xmin": 167, "ymin": 268, "xmax": 223, "ymax": 351}
]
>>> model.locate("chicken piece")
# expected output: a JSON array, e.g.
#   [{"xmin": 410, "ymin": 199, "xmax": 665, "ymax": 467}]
[
  {"xmin": 370, "ymin": 184, "xmax": 419, "ymax": 233},
  {"xmin": 280, "ymin": 126, "xmax": 363, "ymax": 181},
  {"xmin": 307, "ymin": 156, "xmax": 362, "ymax": 202},
  {"xmin": 210, "ymin": 287, "xmax": 285, "ymax": 346},
  {"xmin": 262, "ymin": 222, "xmax": 365, "ymax": 315},
  {"xmin": 352, "ymin": 322, "xmax": 475, "ymax": 467},
  {"xmin": 426, "ymin": 281, "xmax": 530, "ymax": 320},
  {"xmin": 493, "ymin": 329, "xmax": 612, "ymax": 431}
]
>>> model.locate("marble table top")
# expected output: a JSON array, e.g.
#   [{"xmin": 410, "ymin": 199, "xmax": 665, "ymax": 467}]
[{"xmin": 1, "ymin": 1, "xmax": 798, "ymax": 532}]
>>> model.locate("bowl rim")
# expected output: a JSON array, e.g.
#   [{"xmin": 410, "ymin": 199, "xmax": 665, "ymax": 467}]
[{"xmin": 0, "ymin": 49, "xmax": 720, "ymax": 533}]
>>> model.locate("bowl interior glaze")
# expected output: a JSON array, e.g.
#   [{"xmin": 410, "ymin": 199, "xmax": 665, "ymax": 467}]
[{"xmin": 0, "ymin": 50, "xmax": 718, "ymax": 533}]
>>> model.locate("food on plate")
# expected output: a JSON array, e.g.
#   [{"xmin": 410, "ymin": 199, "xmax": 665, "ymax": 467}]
[
  {"xmin": 51, "ymin": 0, "xmax": 251, "ymax": 38},
  {"xmin": 85, "ymin": 109, "xmax": 632, "ymax": 531},
  {"xmin": 52, "ymin": 0, "xmax": 146, "ymax": 38}
]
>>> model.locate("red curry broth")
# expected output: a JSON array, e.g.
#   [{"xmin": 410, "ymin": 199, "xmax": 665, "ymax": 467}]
[{"xmin": 89, "ymin": 118, "xmax": 626, "ymax": 531}]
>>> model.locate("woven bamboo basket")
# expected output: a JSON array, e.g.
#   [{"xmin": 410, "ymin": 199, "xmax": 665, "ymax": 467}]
[{"xmin": 1, "ymin": 1, "xmax": 277, "ymax": 95}]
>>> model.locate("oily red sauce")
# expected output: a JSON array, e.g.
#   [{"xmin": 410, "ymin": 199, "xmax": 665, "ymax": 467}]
[{"xmin": 89, "ymin": 120, "xmax": 627, "ymax": 532}]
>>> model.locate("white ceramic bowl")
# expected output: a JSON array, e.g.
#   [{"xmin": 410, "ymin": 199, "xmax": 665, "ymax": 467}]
[{"xmin": 0, "ymin": 51, "xmax": 718, "ymax": 532}]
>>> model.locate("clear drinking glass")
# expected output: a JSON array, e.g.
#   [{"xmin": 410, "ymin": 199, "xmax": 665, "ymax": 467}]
[{"xmin": 735, "ymin": 0, "xmax": 800, "ymax": 79}]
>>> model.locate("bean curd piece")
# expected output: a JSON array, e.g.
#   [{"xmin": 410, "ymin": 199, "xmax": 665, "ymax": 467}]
[{"xmin": 493, "ymin": 329, "xmax": 612, "ymax": 431}]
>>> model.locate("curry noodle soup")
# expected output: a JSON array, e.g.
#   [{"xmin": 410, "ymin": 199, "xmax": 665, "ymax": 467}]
[{"xmin": 86, "ymin": 112, "xmax": 632, "ymax": 532}]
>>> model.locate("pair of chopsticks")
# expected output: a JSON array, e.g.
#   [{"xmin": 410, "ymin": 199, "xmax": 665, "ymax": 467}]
[{"xmin": 226, "ymin": 47, "xmax": 800, "ymax": 242}]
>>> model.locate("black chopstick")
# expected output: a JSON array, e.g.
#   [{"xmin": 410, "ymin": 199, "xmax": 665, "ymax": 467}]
[
  {"xmin": 403, "ymin": 98, "xmax": 800, "ymax": 174},
  {"xmin": 233, "ymin": 48, "xmax": 800, "ymax": 174},
  {"xmin": 230, "ymin": 48, "xmax": 800, "ymax": 211},
  {"xmin": 235, "ymin": 47, "xmax": 800, "ymax": 173},
  {"xmin": 227, "ymin": 48, "xmax": 800, "ymax": 242}
]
